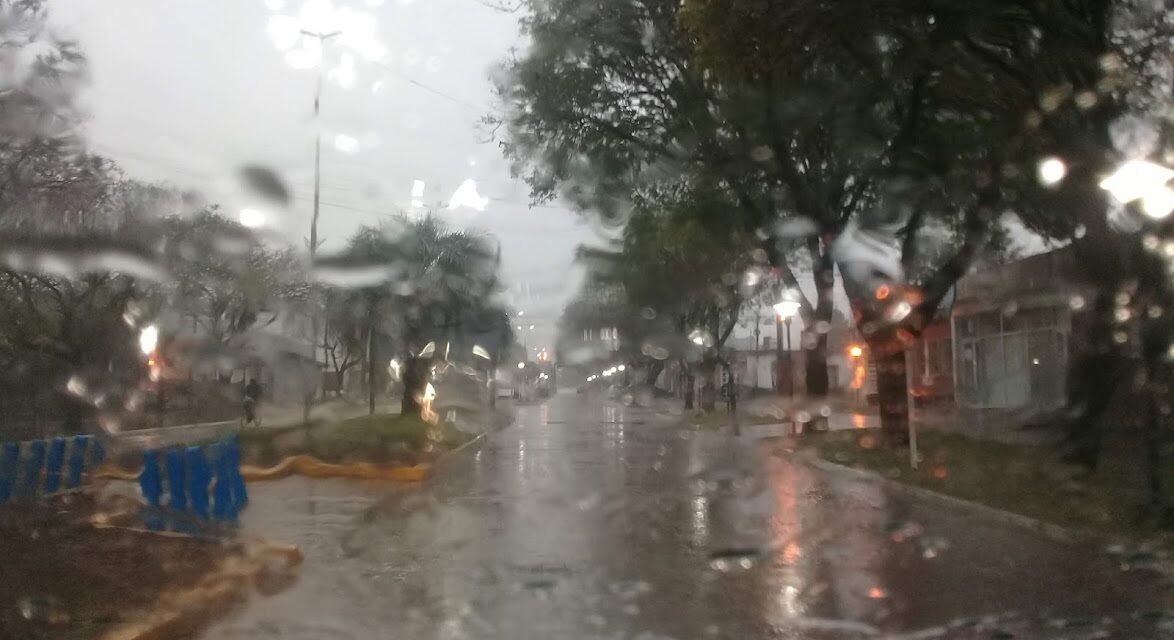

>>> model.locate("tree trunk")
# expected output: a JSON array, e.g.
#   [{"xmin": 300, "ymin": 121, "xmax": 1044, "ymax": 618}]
[
  {"xmin": 872, "ymin": 345, "xmax": 910, "ymax": 447},
  {"xmin": 401, "ymin": 356, "xmax": 428, "ymax": 417},
  {"xmin": 805, "ymin": 239, "xmax": 834, "ymax": 397},
  {"xmin": 698, "ymin": 360, "xmax": 717, "ymax": 411},
  {"xmin": 683, "ymin": 366, "xmax": 695, "ymax": 410},
  {"xmin": 645, "ymin": 359, "xmax": 665, "ymax": 387},
  {"xmin": 366, "ymin": 322, "xmax": 376, "ymax": 416}
]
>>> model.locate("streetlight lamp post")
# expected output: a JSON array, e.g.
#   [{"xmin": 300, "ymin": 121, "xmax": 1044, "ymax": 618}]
[
  {"xmin": 302, "ymin": 29, "xmax": 340, "ymax": 378},
  {"xmin": 773, "ymin": 291, "xmax": 801, "ymax": 429}
]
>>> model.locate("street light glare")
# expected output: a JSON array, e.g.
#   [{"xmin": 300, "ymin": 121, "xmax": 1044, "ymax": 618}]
[
  {"xmin": 1099, "ymin": 159, "xmax": 1174, "ymax": 219},
  {"xmin": 1037, "ymin": 157, "xmax": 1067, "ymax": 186},
  {"xmin": 774, "ymin": 299, "xmax": 801, "ymax": 319},
  {"xmin": 447, "ymin": 179, "xmax": 489, "ymax": 212},
  {"xmin": 239, "ymin": 208, "xmax": 266, "ymax": 228},
  {"xmin": 518, "ymin": 362, "xmax": 526, "ymax": 369},
  {"xmin": 138, "ymin": 325, "xmax": 158, "ymax": 356},
  {"xmin": 333, "ymin": 133, "xmax": 360, "ymax": 154},
  {"xmin": 617, "ymin": 364, "xmax": 626, "ymax": 372}
]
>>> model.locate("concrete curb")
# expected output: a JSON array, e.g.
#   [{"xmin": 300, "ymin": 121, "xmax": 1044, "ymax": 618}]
[
  {"xmin": 425, "ymin": 408, "xmax": 515, "ymax": 479},
  {"xmin": 794, "ymin": 451, "xmax": 1101, "ymax": 546},
  {"xmin": 427, "ymin": 432, "xmax": 488, "ymax": 479}
]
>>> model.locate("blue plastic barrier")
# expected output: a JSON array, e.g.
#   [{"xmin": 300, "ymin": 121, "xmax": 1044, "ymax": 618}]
[
  {"xmin": 0, "ymin": 435, "xmax": 103, "ymax": 505},
  {"xmin": 0, "ymin": 434, "xmax": 246, "ymax": 529},
  {"xmin": 65, "ymin": 435, "xmax": 89, "ymax": 489},
  {"xmin": 133, "ymin": 438, "xmax": 246, "ymax": 529},
  {"xmin": 0, "ymin": 442, "xmax": 19, "ymax": 503},
  {"xmin": 164, "ymin": 448, "xmax": 187, "ymax": 511},
  {"xmin": 44, "ymin": 437, "xmax": 65, "ymax": 494},
  {"xmin": 18, "ymin": 440, "xmax": 46, "ymax": 499},
  {"xmin": 186, "ymin": 446, "xmax": 211, "ymax": 519},
  {"xmin": 140, "ymin": 450, "xmax": 163, "ymax": 507}
]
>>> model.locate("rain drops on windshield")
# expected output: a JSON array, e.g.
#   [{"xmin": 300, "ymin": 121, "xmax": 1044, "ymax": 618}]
[{"xmin": 0, "ymin": 0, "xmax": 1172, "ymax": 638}]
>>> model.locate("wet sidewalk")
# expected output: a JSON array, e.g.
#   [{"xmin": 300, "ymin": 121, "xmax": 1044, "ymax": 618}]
[{"xmin": 205, "ymin": 391, "xmax": 1172, "ymax": 639}]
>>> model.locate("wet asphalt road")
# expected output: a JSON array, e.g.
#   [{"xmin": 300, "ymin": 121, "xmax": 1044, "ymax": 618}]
[{"xmin": 207, "ymin": 391, "xmax": 1174, "ymax": 639}]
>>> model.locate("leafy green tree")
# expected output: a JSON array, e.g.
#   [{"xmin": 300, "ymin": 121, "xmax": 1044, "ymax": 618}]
[
  {"xmin": 155, "ymin": 211, "xmax": 304, "ymax": 351},
  {"xmin": 494, "ymin": 0, "xmax": 1135, "ymax": 443},
  {"xmin": 326, "ymin": 215, "xmax": 508, "ymax": 417}
]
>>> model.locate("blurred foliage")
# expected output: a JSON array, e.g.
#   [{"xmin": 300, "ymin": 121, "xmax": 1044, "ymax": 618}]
[
  {"xmin": 0, "ymin": 1, "xmax": 513, "ymax": 433},
  {"xmin": 494, "ymin": 0, "xmax": 1163, "ymax": 431}
]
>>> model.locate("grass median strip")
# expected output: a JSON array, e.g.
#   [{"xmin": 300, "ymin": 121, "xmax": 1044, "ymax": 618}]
[
  {"xmin": 802, "ymin": 430, "xmax": 1170, "ymax": 542},
  {"xmin": 239, "ymin": 413, "xmax": 473, "ymax": 467}
]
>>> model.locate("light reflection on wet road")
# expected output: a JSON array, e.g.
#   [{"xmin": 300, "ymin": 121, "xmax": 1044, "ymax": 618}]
[{"xmin": 207, "ymin": 391, "xmax": 1172, "ymax": 639}]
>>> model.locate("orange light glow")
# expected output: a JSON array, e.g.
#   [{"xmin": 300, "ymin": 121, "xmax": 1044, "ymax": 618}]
[
  {"xmin": 875, "ymin": 285, "xmax": 891, "ymax": 300},
  {"xmin": 782, "ymin": 541, "xmax": 802, "ymax": 564},
  {"xmin": 850, "ymin": 365, "xmax": 867, "ymax": 390},
  {"xmin": 852, "ymin": 414, "xmax": 866, "ymax": 429},
  {"xmin": 418, "ymin": 383, "xmax": 439, "ymax": 426},
  {"xmin": 848, "ymin": 344, "xmax": 863, "ymax": 358},
  {"xmin": 932, "ymin": 467, "xmax": 948, "ymax": 479},
  {"xmin": 867, "ymin": 587, "xmax": 887, "ymax": 599}
]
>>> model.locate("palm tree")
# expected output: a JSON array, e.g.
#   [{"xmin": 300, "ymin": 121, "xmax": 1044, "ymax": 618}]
[{"xmin": 326, "ymin": 214, "xmax": 504, "ymax": 417}]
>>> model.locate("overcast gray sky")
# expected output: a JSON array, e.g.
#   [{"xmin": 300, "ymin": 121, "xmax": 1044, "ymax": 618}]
[{"xmin": 51, "ymin": 0, "xmax": 595, "ymax": 355}]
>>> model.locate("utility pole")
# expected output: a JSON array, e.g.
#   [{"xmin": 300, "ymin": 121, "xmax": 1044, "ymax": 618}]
[
  {"xmin": 775, "ymin": 314, "xmax": 785, "ymax": 395},
  {"xmin": 303, "ymin": 29, "xmax": 340, "ymax": 390}
]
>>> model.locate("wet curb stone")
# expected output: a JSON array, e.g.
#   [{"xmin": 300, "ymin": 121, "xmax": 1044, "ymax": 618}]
[
  {"xmin": 427, "ymin": 432, "xmax": 488, "ymax": 479},
  {"xmin": 793, "ymin": 451, "xmax": 1098, "ymax": 546}
]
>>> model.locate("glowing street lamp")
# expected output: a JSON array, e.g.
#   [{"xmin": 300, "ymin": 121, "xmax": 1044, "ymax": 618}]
[
  {"xmin": 774, "ymin": 290, "xmax": 801, "ymax": 400},
  {"xmin": 517, "ymin": 362, "xmax": 526, "ymax": 369},
  {"xmin": 848, "ymin": 344, "xmax": 864, "ymax": 359},
  {"xmin": 1100, "ymin": 159, "xmax": 1174, "ymax": 220},
  {"xmin": 138, "ymin": 325, "xmax": 159, "ymax": 356}
]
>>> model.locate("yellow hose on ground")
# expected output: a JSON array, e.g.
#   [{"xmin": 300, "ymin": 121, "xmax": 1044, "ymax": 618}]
[
  {"xmin": 93, "ymin": 456, "xmax": 430, "ymax": 483},
  {"xmin": 94, "ymin": 464, "xmax": 141, "ymax": 481},
  {"xmin": 239, "ymin": 455, "xmax": 430, "ymax": 482}
]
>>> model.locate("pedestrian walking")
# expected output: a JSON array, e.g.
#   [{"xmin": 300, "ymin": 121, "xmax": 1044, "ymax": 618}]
[{"xmin": 242, "ymin": 378, "xmax": 262, "ymax": 427}]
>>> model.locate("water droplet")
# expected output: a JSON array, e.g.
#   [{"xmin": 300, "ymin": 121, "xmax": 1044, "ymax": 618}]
[
  {"xmin": 1070, "ymin": 295, "xmax": 1086, "ymax": 310},
  {"xmin": 1039, "ymin": 86, "xmax": 1069, "ymax": 112},
  {"xmin": 709, "ymin": 548, "xmax": 761, "ymax": 571},
  {"xmin": 1037, "ymin": 157, "xmax": 1066, "ymax": 185},
  {"xmin": 1110, "ymin": 116, "xmax": 1160, "ymax": 157},
  {"xmin": 1099, "ymin": 52, "xmax": 1124, "ymax": 71},
  {"xmin": 238, "ymin": 165, "xmax": 290, "ymax": 207},
  {"xmin": 334, "ymin": 134, "xmax": 360, "ymax": 154},
  {"xmin": 775, "ymin": 217, "xmax": 818, "ymax": 239}
]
